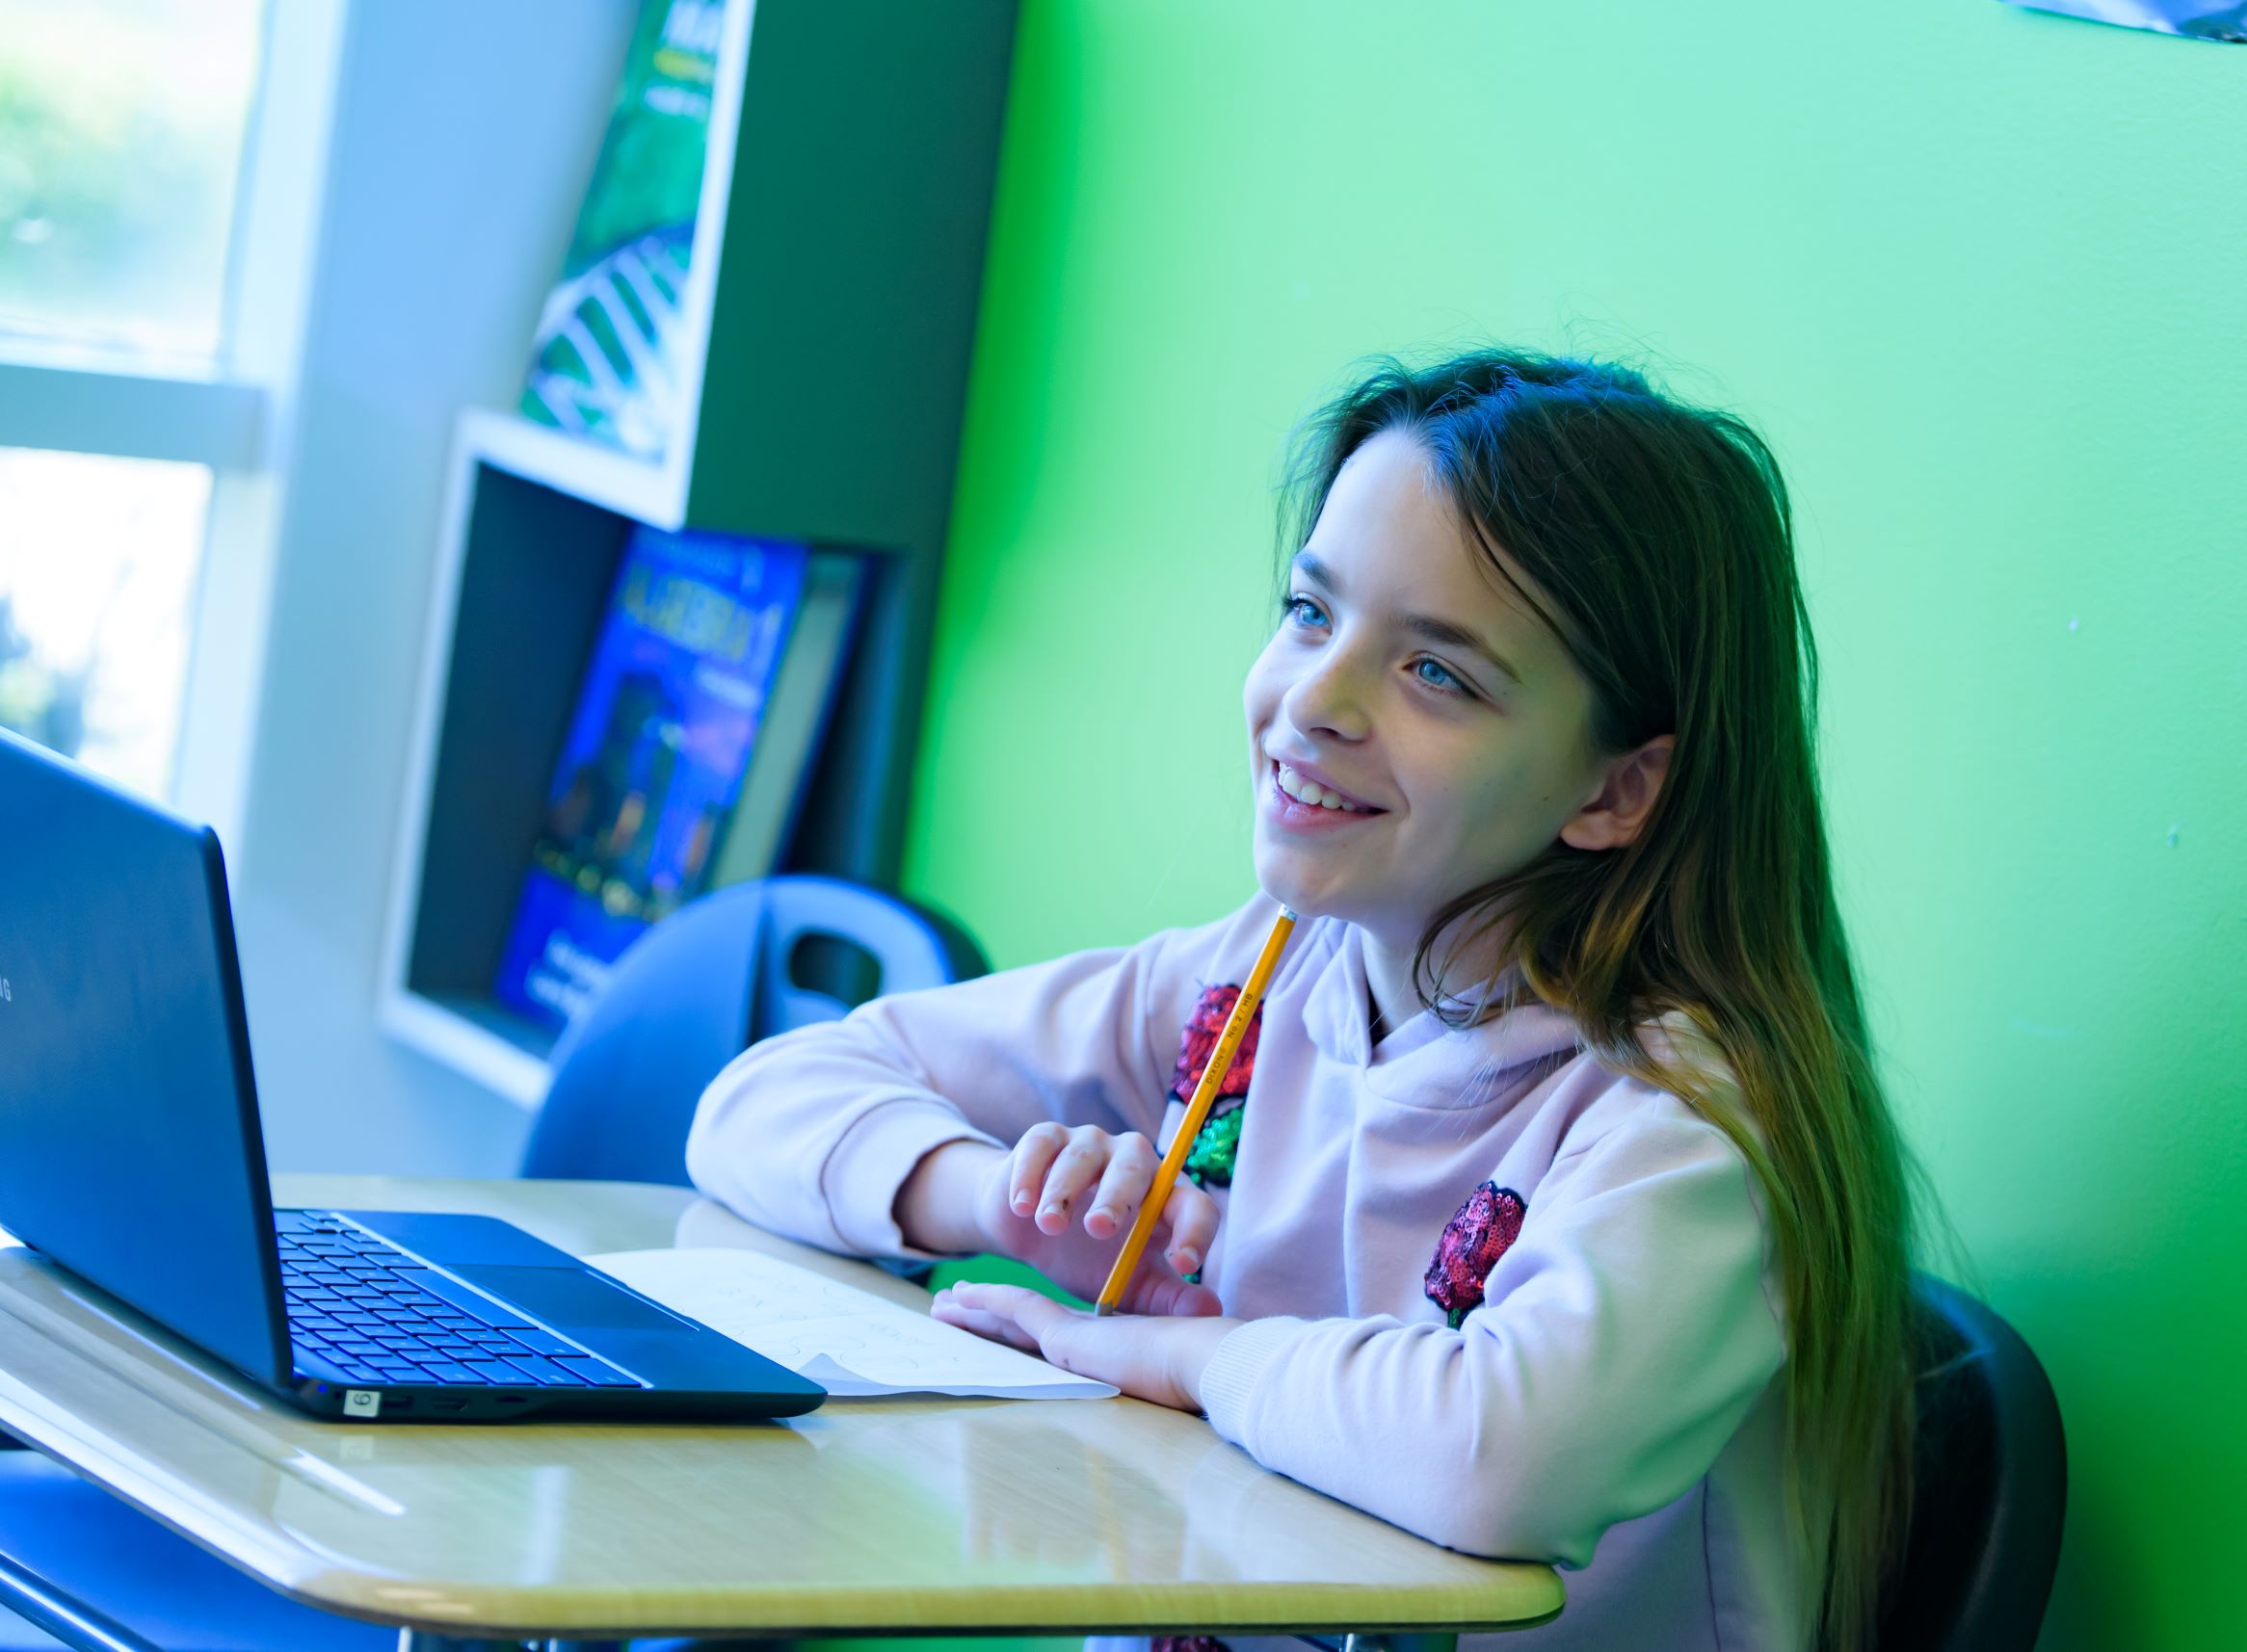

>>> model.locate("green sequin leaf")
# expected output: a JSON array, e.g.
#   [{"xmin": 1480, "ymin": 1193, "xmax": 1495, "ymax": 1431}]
[{"xmin": 1183, "ymin": 1104, "xmax": 1244, "ymax": 1188}]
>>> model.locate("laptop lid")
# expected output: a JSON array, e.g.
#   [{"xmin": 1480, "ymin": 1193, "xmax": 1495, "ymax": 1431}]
[{"xmin": 0, "ymin": 727, "xmax": 292, "ymax": 1387}]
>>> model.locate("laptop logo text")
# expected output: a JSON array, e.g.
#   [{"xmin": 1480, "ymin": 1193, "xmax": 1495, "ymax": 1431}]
[{"xmin": 0, "ymin": 978, "xmax": 11, "ymax": 1002}]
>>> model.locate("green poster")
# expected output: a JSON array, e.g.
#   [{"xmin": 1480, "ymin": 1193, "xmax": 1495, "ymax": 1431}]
[{"xmin": 520, "ymin": 0, "xmax": 727, "ymax": 460}]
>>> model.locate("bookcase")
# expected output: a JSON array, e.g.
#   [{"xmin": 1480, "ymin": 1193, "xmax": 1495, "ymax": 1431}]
[{"xmin": 379, "ymin": 0, "xmax": 1018, "ymax": 1106}]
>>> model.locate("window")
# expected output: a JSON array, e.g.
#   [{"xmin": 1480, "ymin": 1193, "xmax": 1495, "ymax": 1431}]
[
  {"xmin": 0, "ymin": 0, "xmax": 264, "ymax": 356},
  {"xmin": 0, "ymin": 448, "xmax": 211, "ymax": 795},
  {"xmin": 0, "ymin": 0, "xmax": 266, "ymax": 797}
]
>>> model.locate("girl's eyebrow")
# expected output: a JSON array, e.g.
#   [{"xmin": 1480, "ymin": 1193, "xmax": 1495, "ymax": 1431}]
[
  {"xmin": 1293, "ymin": 551, "xmax": 1523, "ymax": 687},
  {"xmin": 1408, "ymin": 613, "xmax": 1524, "ymax": 689}
]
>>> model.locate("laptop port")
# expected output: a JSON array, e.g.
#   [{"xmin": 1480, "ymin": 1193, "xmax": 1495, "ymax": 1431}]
[
  {"xmin": 429, "ymin": 1399, "xmax": 467, "ymax": 1413},
  {"xmin": 496, "ymin": 1396, "xmax": 528, "ymax": 1405}
]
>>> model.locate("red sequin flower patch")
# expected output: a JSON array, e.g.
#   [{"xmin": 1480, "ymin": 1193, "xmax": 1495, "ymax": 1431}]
[
  {"xmin": 1423, "ymin": 1181, "xmax": 1527, "ymax": 1330},
  {"xmin": 1169, "ymin": 983, "xmax": 1263, "ymax": 1106},
  {"xmin": 1168, "ymin": 983, "xmax": 1264, "ymax": 1190}
]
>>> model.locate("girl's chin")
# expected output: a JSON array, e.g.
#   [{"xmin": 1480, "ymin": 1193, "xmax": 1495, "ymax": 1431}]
[
  {"xmin": 1251, "ymin": 849, "xmax": 1374, "ymax": 925},
  {"xmin": 1252, "ymin": 850, "xmax": 1444, "ymax": 942}
]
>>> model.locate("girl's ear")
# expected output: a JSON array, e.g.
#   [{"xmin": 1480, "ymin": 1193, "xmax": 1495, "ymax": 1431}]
[{"xmin": 1559, "ymin": 734, "xmax": 1675, "ymax": 852}]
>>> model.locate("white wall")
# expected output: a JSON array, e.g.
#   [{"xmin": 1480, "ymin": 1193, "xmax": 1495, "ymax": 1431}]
[{"xmin": 228, "ymin": 0, "xmax": 636, "ymax": 1173}]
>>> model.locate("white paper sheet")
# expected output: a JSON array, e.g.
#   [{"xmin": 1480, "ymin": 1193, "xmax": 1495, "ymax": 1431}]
[{"xmin": 583, "ymin": 1246, "xmax": 1118, "ymax": 1400}]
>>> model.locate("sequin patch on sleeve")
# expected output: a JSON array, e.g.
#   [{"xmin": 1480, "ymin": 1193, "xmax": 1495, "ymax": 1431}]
[
  {"xmin": 1422, "ymin": 1181, "xmax": 1527, "ymax": 1330},
  {"xmin": 1152, "ymin": 1638, "xmax": 1230, "ymax": 1652},
  {"xmin": 1168, "ymin": 983, "xmax": 1262, "ymax": 1189}
]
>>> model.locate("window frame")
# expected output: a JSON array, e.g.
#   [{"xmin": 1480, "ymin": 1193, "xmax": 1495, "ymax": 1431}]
[
  {"xmin": 0, "ymin": 0, "xmax": 347, "ymax": 848},
  {"xmin": 0, "ymin": 353, "xmax": 263, "ymax": 467}
]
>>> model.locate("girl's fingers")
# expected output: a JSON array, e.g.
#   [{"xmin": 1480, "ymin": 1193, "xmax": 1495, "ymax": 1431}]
[
  {"xmin": 932, "ymin": 1296, "xmax": 1042, "ymax": 1353},
  {"xmin": 1000, "ymin": 1126, "xmax": 1224, "ymax": 1263},
  {"xmin": 1006, "ymin": 1123, "xmax": 1071, "ymax": 1219},
  {"xmin": 1034, "ymin": 1126, "xmax": 1115, "ymax": 1233},
  {"xmin": 932, "ymin": 1283, "xmax": 1061, "ymax": 1353},
  {"xmin": 1157, "ymin": 1179, "xmax": 1221, "ymax": 1277},
  {"xmin": 1120, "ymin": 1265, "xmax": 1223, "ymax": 1319},
  {"xmin": 1083, "ymin": 1132, "xmax": 1158, "ymax": 1239}
]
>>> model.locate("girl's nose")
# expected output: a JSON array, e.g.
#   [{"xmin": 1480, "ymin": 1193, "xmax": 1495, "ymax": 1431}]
[{"xmin": 1282, "ymin": 644, "xmax": 1374, "ymax": 743}]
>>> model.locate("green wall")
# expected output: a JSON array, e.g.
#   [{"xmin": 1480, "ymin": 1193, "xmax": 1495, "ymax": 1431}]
[{"xmin": 903, "ymin": 4, "xmax": 2246, "ymax": 1647}]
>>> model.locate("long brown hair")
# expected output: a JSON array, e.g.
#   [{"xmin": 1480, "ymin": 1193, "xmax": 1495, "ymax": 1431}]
[{"xmin": 1282, "ymin": 348, "xmax": 1916, "ymax": 1652}]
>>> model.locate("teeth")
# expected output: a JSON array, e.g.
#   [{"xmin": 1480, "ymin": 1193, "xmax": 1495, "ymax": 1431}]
[{"xmin": 1277, "ymin": 764, "xmax": 1367, "ymax": 812}]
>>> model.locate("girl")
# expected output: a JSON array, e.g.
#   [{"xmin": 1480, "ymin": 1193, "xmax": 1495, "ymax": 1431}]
[{"xmin": 687, "ymin": 349, "xmax": 1916, "ymax": 1652}]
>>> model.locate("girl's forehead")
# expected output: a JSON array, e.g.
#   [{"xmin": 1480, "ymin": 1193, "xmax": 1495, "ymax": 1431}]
[{"xmin": 1307, "ymin": 433, "xmax": 1562, "ymax": 655}]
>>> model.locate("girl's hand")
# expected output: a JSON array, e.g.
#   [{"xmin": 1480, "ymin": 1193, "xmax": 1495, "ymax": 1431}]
[
  {"xmin": 970, "ymin": 1123, "xmax": 1222, "ymax": 1314},
  {"xmin": 931, "ymin": 1280, "xmax": 1239, "ymax": 1411}
]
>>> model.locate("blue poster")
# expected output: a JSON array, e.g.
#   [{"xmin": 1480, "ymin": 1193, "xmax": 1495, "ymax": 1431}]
[
  {"xmin": 2001, "ymin": 0, "xmax": 2247, "ymax": 40},
  {"xmin": 494, "ymin": 525, "xmax": 808, "ymax": 1033}
]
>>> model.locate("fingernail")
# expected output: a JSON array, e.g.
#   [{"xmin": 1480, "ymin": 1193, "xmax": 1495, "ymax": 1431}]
[
  {"xmin": 1174, "ymin": 1248, "xmax": 1199, "ymax": 1272},
  {"xmin": 1040, "ymin": 1199, "xmax": 1064, "ymax": 1220},
  {"xmin": 1012, "ymin": 1192, "xmax": 1033, "ymax": 1214}
]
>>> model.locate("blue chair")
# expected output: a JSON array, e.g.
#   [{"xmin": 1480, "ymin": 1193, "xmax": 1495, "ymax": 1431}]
[
  {"xmin": 521, "ymin": 875, "xmax": 989, "ymax": 1186},
  {"xmin": 0, "ymin": 875, "xmax": 987, "ymax": 1652},
  {"xmin": 1877, "ymin": 1274, "xmax": 2068, "ymax": 1652}
]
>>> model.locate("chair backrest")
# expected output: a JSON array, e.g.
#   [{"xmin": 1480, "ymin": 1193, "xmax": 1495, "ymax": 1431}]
[
  {"xmin": 517, "ymin": 875, "xmax": 987, "ymax": 1185},
  {"xmin": 1877, "ymin": 1273, "xmax": 2067, "ymax": 1652}
]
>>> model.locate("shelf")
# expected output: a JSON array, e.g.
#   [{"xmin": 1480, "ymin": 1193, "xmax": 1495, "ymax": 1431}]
[
  {"xmin": 379, "ymin": 0, "xmax": 1018, "ymax": 1106},
  {"xmin": 380, "ymin": 988, "xmax": 554, "ymax": 1112},
  {"xmin": 462, "ymin": 406, "xmax": 686, "ymax": 533}
]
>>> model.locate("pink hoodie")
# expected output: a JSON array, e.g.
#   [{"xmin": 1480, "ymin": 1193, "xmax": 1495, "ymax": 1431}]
[{"xmin": 688, "ymin": 892, "xmax": 1811, "ymax": 1651}]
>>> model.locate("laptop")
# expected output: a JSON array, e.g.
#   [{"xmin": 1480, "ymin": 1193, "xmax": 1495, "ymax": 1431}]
[{"xmin": 0, "ymin": 726, "xmax": 824, "ymax": 1423}]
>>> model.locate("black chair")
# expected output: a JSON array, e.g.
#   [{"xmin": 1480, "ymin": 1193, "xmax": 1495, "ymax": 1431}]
[{"xmin": 1878, "ymin": 1273, "xmax": 2068, "ymax": 1652}]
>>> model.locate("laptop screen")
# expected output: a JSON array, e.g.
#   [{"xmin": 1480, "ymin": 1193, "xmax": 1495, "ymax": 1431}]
[{"xmin": 0, "ymin": 728, "xmax": 292, "ymax": 1387}]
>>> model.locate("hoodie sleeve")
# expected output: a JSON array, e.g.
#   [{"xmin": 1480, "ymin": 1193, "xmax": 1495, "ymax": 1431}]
[
  {"xmin": 1195, "ymin": 1095, "xmax": 1786, "ymax": 1567},
  {"xmin": 684, "ymin": 905, "xmax": 1267, "ymax": 1259}
]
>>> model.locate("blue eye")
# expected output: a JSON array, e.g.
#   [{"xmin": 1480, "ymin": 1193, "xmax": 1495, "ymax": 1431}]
[
  {"xmin": 1414, "ymin": 658, "xmax": 1466, "ymax": 694},
  {"xmin": 1284, "ymin": 594, "xmax": 1329, "ymax": 629}
]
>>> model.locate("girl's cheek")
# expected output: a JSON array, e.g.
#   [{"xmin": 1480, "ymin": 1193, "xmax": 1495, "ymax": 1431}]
[{"xmin": 1242, "ymin": 653, "xmax": 1287, "ymax": 729}]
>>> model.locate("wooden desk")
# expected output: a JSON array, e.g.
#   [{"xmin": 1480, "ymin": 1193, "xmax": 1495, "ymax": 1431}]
[{"xmin": 0, "ymin": 1176, "xmax": 1563, "ymax": 1648}]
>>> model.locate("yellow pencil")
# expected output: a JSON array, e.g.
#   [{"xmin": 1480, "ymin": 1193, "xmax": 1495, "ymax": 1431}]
[{"xmin": 1094, "ymin": 905, "xmax": 1297, "ymax": 1316}]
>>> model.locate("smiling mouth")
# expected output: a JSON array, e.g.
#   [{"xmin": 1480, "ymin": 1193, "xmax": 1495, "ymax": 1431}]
[{"xmin": 1268, "ymin": 759, "xmax": 1383, "ymax": 815}]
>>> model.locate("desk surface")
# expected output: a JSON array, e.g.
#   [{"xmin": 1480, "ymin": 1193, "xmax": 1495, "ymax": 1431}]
[{"xmin": 0, "ymin": 1175, "xmax": 1562, "ymax": 1641}]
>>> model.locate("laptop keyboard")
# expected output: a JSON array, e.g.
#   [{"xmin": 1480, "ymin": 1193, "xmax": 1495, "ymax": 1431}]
[{"xmin": 277, "ymin": 1211, "xmax": 642, "ymax": 1390}]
